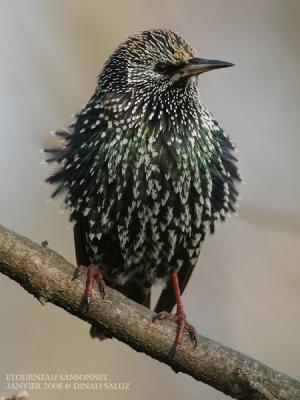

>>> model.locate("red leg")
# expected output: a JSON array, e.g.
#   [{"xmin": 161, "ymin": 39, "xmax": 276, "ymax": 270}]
[
  {"xmin": 153, "ymin": 270, "xmax": 197, "ymax": 357},
  {"xmin": 72, "ymin": 264, "xmax": 106, "ymax": 310},
  {"xmin": 171, "ymin": 270, "xmax": 186, "ymax": 347}
]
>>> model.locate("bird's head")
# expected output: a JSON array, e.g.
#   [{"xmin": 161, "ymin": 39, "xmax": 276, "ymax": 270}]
[{"xmin": 98, "ymin": 29, "xmax": 233, "ymax": 95}]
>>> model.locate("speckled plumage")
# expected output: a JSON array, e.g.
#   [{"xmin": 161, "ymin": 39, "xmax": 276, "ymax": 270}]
[{"xmin": 45, "ymin": 29, "xmax": 240, "ymax": 315}]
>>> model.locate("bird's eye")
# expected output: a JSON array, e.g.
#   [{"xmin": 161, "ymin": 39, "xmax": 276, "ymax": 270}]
[{"xmin": 154, "ymin": 61, "xmax": 185, "ymax": 75}]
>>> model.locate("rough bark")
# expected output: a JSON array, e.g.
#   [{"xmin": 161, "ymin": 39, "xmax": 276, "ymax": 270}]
[{"xmin": 0, "ymin": 223, "xmax": 299, "ymax": 400}]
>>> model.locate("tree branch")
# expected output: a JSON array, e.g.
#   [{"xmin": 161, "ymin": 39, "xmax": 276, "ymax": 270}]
[{"xmin": 0, "ymin": 223, "xmax": 299, "ymax": 400}]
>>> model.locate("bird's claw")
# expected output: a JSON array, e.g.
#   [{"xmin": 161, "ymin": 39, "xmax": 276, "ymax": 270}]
[
  {"xmin": 80, "ymin": 293, "xmax": 90, "ymax": 311},
  {"xmin": 72, "ymin": 264, "xmax": 106, "ymax": 310},
  {"xmin": 72, "ymin": 265, "xmax": 86, "ymax": 281},
  {"xmin": 168, "ymin": 342, "xmax": 178, "ymax": 359},
  {"xmin": 152, "ymin": 311, "xmax": 171, "ymax": 322},
  {"xmin": 153, "ymin": 310, "xmax": 197, "ymax": 357}
]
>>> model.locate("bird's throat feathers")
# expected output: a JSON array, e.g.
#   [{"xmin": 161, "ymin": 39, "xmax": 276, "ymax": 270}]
[{"xmin": 77, "ymin": 83, "xmax": 228, "ymax": 171}]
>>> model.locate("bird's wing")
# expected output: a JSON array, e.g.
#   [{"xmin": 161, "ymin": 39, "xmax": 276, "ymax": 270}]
[{"xmin": 154, "ymin": 262, "xmax": 197, "ymax": 313}]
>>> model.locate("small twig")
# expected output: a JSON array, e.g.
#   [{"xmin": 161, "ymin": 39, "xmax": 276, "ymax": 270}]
[
  {"xmin": 0, "ymin": 391, "xmax": 29, "ymax": 400},
  {"xmin": 0, "ymin": 223, "xmax": 299, "ymax": 400}
]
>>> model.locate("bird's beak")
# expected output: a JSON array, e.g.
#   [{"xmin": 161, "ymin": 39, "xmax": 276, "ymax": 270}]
[{"xmin": 179, "ymin": 57, "xmax": 234, "ymax": 77}]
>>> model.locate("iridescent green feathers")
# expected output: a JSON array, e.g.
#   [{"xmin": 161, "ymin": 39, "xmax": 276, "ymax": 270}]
[{"xmin": 45, "ymin": 29, "xmax": 240, "ymax": 305}]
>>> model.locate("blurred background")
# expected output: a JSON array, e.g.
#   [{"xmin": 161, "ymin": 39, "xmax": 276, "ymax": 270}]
[{"xmin": 0, "ymin": 0, "xmax": 299, "ymax": 399}]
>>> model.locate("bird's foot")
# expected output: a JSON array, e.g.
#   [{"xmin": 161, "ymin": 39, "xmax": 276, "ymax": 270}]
[
  {"xmin": 72, "ymin": 264, "xmax": 106, "ymax": 311},
  {"xmin": 153, "ymin": 310, "xmax": 197, "ymax": 357}
]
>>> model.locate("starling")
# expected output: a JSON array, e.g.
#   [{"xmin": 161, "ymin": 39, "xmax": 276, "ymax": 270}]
[{"xmin": 45, "ymin": 29, "xmax": 240, "ymax": 355}]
